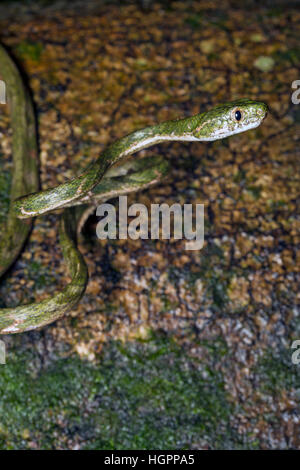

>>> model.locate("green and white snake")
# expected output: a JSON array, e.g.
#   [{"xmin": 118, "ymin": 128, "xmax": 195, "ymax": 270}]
[{"xmin": 0, "ymin": 44, "xmax": 267, "ymax": 334}]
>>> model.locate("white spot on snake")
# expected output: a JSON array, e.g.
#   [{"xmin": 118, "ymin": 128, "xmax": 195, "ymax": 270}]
[
  {"xmin": 2, "ymin": 324, "xmax": 20, "ymax": 333},
  {"xmin": 20, "ymin": 207, "xmax": 38, "ymax": 216}
]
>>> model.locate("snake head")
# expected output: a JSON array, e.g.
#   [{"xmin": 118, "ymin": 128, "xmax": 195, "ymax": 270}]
[{"xmin": 193, "ymin": 99, "xmax": 268, "ymax": 141}]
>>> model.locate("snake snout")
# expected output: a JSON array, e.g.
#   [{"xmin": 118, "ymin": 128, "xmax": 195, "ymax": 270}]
[{"xmin": 259, "ymin": 102, "xmax": 268, "ymax": 120}]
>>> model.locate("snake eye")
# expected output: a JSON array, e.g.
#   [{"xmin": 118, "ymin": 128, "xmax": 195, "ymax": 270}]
[
  {"xmin": 233, "ymin": 108, "xmax": 243, "ymax": 122},
  {"xmin": 235, "ymin": 110, "xmax": 241, "ymax": 121}
]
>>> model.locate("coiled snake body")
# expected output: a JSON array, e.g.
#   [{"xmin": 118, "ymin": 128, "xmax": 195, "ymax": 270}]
[{"xmin": 0, "ymin": 44, "xmax": 267, "ymax": 334}]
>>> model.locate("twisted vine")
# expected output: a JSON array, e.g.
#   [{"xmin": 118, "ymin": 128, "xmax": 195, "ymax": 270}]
[{"xmin": 0, "ymin": 44, "xmax": 267, "ymax": 334}]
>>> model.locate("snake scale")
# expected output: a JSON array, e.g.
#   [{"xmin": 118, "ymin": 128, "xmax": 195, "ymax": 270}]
[{"xmin": 0, "ymin": 44, "xmax": 267, "ymax": 334}]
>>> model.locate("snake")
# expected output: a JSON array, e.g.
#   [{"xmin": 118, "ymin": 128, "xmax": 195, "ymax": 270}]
[{"xmin": 0, "ymin": 43, "xmax": 267, "ymax": 334}]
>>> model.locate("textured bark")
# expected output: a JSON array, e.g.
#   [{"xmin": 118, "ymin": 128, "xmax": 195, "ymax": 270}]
[{"xmin": 0, "ymin": 44, "xmax": 39, "ymax": 277}]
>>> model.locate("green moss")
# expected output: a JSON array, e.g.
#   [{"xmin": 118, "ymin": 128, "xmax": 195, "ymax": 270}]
[
  {"xmin": 246, "ymin": 185, "xmax": 262, "ymax": 200},
  {"xmin": 233, "ymin": 169, "xmax": 246, "ymax": 184},
  {"xmin": 255, "ymin": 347, "xmax": 300, "ymax": 395},
  {"xmin": 16, "ymin": 41, "xmax": 43, "ymax": 62},
  {"xmin": 207, "ymin": 52, "xmax": 220, "ymax": 62},
  {"xmin": 266, "ymin": 7, "xmax": 284, "ymax": 17},
  {"xmin": 160, "ymin": 293, "xmax": 178, "ymax": 312},
  {"xmin": 185, "ymin": 13, "xmax": 203, "ymax": 29},
  {"xmin": 26, "ymin": 260, "xmax": 56, "ymax": 290},
  {"xmin": 0, "ymin": 333, "xmax": 246, "ymax": 450},
  {"xmin": 0, "ymin": 169, "xmax": 11, "ymax": 225},
  {"xmin": 210, "ymin": 19, "xmax": 229, "ymax": 32},
  {"xmin": 272, "ymin": 48, "xmax": 300, "ymax": 66},
  {"xmin": 267, "ymin": 199, "xmax": 286, "ymax": 212}
]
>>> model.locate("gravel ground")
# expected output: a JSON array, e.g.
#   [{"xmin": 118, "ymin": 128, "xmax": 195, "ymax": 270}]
[{"xmin": 0, "ymin": 0, "xmax": 299, "ymax": 449}]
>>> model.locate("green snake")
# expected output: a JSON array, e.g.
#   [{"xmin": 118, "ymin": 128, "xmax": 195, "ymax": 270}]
[{"xmin": 0, "ymin": 44, "xmax": 267, "ymax": 334}]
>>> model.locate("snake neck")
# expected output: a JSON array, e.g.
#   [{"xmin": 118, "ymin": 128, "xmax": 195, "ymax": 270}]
[{"xmin": 102, "ymin": 114, "xmax": 202, "ymax": 165}]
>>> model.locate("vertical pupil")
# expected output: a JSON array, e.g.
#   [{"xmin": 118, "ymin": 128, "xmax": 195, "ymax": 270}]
[{"xmin": 235, "ymin": 110, "xmax": 242, "ymax": 121}]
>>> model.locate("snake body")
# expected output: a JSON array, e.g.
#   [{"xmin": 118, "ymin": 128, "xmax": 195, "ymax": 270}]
[
  {"xmin": 13, "ymin": 99, "xmax": 267, "ymax": 219},
  {"xmin": 0, "ymin": 44, "xmax": 267, "ymax": 334}
]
